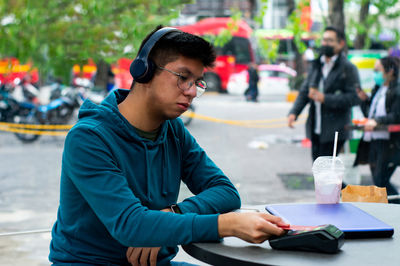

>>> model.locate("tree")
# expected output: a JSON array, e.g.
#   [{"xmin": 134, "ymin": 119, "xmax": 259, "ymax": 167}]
[
  {"xmin": 328, "ymin": 0, "xmax": 345, "ymax": 35},
  {"xmin": 352, "ymin": 0, "xmax": 370, "ymax": 49},
  {"xmin": 348, "ymin": 0, "xmax": 400, "ymax": 49},
  {"xmin": 0, "ymin": 0, "xmax": 190, "ymax": 86},
  {"xmin": 285, "ymin": 0, "xmax": 309, "ymax": 90}
]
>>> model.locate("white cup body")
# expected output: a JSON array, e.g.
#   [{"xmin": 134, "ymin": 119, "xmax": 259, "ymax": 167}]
[{"xmin": 312, "ymin": 156, "xmax": 345, "ymax": 204}]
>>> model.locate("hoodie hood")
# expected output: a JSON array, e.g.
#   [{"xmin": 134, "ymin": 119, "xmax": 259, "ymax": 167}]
[
  {"xmin": 78, "ymin": 89, "xmax": 169, "ymax": 145},
  {"xmin": 77, "ymin": 89, "xmax": 177, "ymax": 202}
]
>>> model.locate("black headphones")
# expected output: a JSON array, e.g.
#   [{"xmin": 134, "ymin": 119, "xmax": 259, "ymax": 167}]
[{"xmin": 130, "ymin": 27, "xmax": 180, "ymax": 83}]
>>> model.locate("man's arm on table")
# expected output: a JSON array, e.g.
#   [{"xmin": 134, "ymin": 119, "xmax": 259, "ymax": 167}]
[{"xmin": 174, "ymin": 120, "xmax": 241, "ymax": 214}]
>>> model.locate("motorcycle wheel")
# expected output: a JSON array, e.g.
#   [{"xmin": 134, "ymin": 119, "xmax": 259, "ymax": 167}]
[
  {"xmin": 204, "ymin": 72, "xmax": 221, "ymax": 92},
  {"xmin": 14, "ymin": 115, "xmax": 41, "ymax": 143},
  {"xmin": 181, "ymin": 105, "xmax": 195, "ymax": 126}
]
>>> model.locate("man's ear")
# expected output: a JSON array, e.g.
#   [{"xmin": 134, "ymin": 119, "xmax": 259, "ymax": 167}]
[{"xmin": 338, "ymin": 39, "xmax": 345, "ymax": 50}]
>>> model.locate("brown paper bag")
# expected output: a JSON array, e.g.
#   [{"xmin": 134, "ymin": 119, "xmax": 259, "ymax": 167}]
[{"xmin": 341, "ymin": 185, "xmax": 388, "ymax": 203}]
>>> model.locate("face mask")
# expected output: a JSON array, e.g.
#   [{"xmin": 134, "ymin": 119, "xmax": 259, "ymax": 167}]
[
  {"xmin": 320, "ymin": 45, "xmax": 335, "ymax": 57},
  {"xmin": 373, "ymin": 71, "xmax": 385, "ymax": 86}
]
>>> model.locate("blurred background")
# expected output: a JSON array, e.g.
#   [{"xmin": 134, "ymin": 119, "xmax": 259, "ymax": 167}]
[
  {"xmin": 1, "ymin": 0, "xmax": 399, "ymax": 97},
  {"xmin": 1, "ymin": 0, "xmax": 400, "ymax": 265}
]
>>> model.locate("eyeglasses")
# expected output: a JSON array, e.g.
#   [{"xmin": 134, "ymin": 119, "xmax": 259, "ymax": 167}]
[
  {"xmin": 157, "ymin": 66, "xmax": 207, "ymax": 97},
  {"xmin": 322, "ymin": 38, "xmax": 337, "ymax": 43}
]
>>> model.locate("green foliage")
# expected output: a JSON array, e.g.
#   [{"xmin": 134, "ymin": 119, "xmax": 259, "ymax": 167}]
[
  {"xmin": 346, "ymin": 0, "xmax": 400, "ymax": 49},
  {"xmin": 206, "ymin": 1, "xmax": 269, "ymax": 51},
  {"xmin": 253, "ymin": 0, "xmax": 279, "ymax": 62},
  {"xmin": 257, "ymin": 38, "xmax": 279, "ymax": 63},
  {"xmin": 254, "ymin": 0, "xmax": 268, "ymax": 27},
  {"xmin": 204, "ymin": 11, "xmax": 243, "ymax": 48},
  {"xmin": 286, "ymin": 0, "xmax": 309, "ymax": 54},
  {"xmin": 0, "ymin": 0, "xmax": 189, "ymax": 83}
]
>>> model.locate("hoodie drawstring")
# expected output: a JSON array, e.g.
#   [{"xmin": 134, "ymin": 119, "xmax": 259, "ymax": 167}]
[
  {"xmin": 161, "ymin": 141, "xmax": 169, "ymax": 196},
  {"xmin": 142, "ymin": 144, "xmax": 152, "ymax": 201}
]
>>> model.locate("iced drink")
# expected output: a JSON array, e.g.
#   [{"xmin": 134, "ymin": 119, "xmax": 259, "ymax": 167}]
[{"xmin": 312, "ymin": 156, "xmax": 345, "ymax": 204}]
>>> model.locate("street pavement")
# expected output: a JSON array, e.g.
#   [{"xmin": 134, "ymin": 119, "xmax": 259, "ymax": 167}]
[{"xmin": 1, "ymin": 93, "xmax": 399, "ymax": 265}]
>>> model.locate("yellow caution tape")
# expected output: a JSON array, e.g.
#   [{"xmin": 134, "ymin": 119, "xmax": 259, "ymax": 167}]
[
  {"xmin": 181, "ymin": 112, "xmax": 306, "ymax": 128},
  {"xmin": 0, "ymin": 125, "xmax": 68, "ymax": 136},
  {"xmin": 0, "ymin": 113, "xmax": 306, "ymax": 136},
  {"xmin": 0, "ymin": 121, "xmax": 73, "ymax": 129}
]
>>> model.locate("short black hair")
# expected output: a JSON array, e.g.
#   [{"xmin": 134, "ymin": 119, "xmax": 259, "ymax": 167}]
[
  {"xmin": 324, "ymin": 26, "xmax": 345, "ymax": 42},
  {"xmin": 138, "ymin": 25, "xmax": 216, "ymax": 68},
  {"xmin": 380, "ymin": 56, "xmax": 400, "ymax": 81},
  {"xmin": 129, "ymin": 25, "xmax": 216, "ymax": 89}
]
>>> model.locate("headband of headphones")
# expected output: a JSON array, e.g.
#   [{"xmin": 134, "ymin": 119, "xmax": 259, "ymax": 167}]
[{"xmin": 130, "ymin": 27, "xmax": 180, "ymax": 83}]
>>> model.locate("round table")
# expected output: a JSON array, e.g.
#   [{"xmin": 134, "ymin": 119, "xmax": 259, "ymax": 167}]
[{"xmin": 182, "ymin": 203, "xmax": 399, "ymax": 266}]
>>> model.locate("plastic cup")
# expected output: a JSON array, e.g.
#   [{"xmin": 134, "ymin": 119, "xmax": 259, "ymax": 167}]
[{"xmin": 312, "ymin": 156, "xmax": 345, "ymax": 204}]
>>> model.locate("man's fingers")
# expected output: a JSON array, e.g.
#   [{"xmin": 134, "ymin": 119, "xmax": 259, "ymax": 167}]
[
  {"xmin": 288, "ymin": 114, "xmax": 296, "ymax": 128},
  {"xmin": 258, "ymin": 213, "xmax": 286, "ymax": 235},
  {"xmin": 149, "ymin": 247, "xmax": 161, "ymax": 266},
  {"xmin": 128, "ymin": 247, "xmax": 143, "ymax": 266},
  {"xmin": 126, "ymin": 247, "xmax": 160, "ymax": 266},
  {"xmin": 139, "ymin": 248, "xmax": 151, "ymax": 266},
  {"xmin": 126, "ymin": 247, "xmax": 134, "ymax": 260}
]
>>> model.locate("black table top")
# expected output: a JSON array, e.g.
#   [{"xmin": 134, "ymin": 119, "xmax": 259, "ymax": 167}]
[{"xmin": 182, "ymin": 202, "xmax": 399, "ymax": 266}]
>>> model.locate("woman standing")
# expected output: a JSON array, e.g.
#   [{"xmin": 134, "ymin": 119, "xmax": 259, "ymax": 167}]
[{"xmin": 356, "ymin": 56, "xmax": 400, "ymax": 203}]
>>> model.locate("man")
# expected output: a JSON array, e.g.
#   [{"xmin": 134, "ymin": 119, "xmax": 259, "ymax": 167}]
[
  {"xmin": 288, "ymin": 26, "xmax": 360, "ymax": 161},
  {"xmin": 245, "ymin": 62, "xmax": 259, "ymax": 102},
  {"xmin": 49, "ymin": 26, "xmax": 286, "ymax": 266}
]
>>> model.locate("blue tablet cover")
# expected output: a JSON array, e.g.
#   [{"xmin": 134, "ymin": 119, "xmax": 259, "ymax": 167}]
[{"xmin": 265, "ymin": 203, "xmax": 394, "ymax": 238}]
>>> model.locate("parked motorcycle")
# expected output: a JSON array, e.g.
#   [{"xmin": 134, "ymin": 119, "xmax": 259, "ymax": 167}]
[
  {"xmin": 0, "ymin": 81, "xmax": 35, "ymax": 123},
  {"xmin": 181, "ymin": 104, "xmax": 195, "ymax": 126},
  {"xmin": 13, "ymin": 87, "xmax": 84, "ymax": 143}
]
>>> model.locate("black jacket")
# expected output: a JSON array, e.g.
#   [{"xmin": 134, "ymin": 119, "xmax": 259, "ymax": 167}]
[
  {"xmin": 354, "ymin": 81, "xmax": 400, "ymax": 165},
  {"xmin": 289, "ymin": 52, "xmax": 360, "ymax": 143},
  {"xmin": 360, "ymin": 83, "xmax": 400, "ymax": 127},
  {"xmin": 248, "ymin": 66, "xmax": 259, "ymax": 88}
]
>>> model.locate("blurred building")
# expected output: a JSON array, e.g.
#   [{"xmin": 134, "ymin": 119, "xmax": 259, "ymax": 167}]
[
  {"xmin": 176, "ymin": 0, "xmax": 317, "ymax": 32},
  {"xmin": 175, "ymin": 0, "xmax": 258, "ymax": 26},
  {"xmin": 263, "ymin": 0, "xmax": 288, "ymax": 29}
]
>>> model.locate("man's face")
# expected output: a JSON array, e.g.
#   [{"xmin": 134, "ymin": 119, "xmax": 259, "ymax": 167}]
[
  {"xmin": 147, "ymin": 56, "xmax": 204, "ymax": 121},
  {"xmin": 321, "ymin": 30, "xmax": 344, "ymax": 55}
]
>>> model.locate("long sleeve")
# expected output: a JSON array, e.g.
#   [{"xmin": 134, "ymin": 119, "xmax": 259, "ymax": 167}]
[
  {"xmin": 175, "ymin": 122, "xmax": 241, "ymax": 215},
  {"xmin": 376, "ymin": 86, "xmax": 400, "ymax": 125},
  {"xmin": 63, "ymin": 126, "xmax": 220, "ymax": 248},
  {"xmin": 289, "ymin": 74, "xmax": 311, "ymax": 117}
]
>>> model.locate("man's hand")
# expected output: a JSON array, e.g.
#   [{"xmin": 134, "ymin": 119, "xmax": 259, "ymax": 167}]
[
  {"xmin": 218, "ymin": 212, "xmax": 288, "ymax": 244},
  {"xmin": 356, "ymin": 88, "xmax": 368, "ymax": 101},
  {"xmin": 364, "ymin": 119, "xmax": 377, "ymax": 131},
  {"xmin": 288, "ymin": 114, "xmax": 297, "ymax": 128},
  {"xmin": 308, "ymin": 88, "xmax": 325, "ymax": 103},
  {"xmin": 126, "ymin": 208, "xmax": 171, "ymax": 265},
  {"xmin": 126, "ymin": 247, "xmax": 160, "ymax": 266}
]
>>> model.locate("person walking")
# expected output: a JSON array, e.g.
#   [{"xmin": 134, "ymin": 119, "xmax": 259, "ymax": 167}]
[
  {"xmin": 49, "ymin": 26, "xmax": 287, "ymax": 266},
  {"xmin": 245, "ymin": 62, "xmax": 259, "ymax": 102},
  {"xmin": 287, "ymin": 26, "xmax": 360, "ymax": 162},
  {"xmin": 355, "ymin": 56, "xmax": 400, "ymax": 203}
]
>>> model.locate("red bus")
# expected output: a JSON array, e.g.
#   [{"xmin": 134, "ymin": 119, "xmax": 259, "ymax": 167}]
[{"xmin": 177, "ymin": 17, "xmax": 255, "ymax": 92}]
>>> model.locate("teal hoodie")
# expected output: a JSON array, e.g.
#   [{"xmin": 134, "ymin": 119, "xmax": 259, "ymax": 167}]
[{"xmin": 49, "ymin": 89, "xmax": 241, "ymax": 265}]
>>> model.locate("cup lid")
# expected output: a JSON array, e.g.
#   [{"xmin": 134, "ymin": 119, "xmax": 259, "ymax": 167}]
[{"xmin": 312, "ymin": 156, "xmax": 345, "ymax": 172}]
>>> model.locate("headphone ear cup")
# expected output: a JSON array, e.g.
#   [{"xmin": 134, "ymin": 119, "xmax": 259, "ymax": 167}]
[
  {"xmin": 130, "ymin": 58, "xmax": 147, "ymax": 83},
  {"xmin": 137, "ymin": 59, "xmax": 156, "ymax": 83},
  {"xmin": 130, "ymin": 28, "xmax": 179, "ymax": 83}
]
